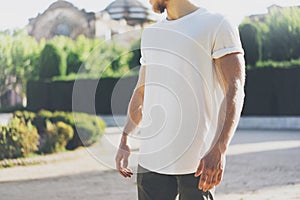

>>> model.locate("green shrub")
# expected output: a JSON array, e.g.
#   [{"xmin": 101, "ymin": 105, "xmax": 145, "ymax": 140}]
[
  {"xmin": 39, "ymin": 120, "xmax": 74, "ymax": 154},
  {"xmin": 32, "ymin": 110, "xmax": 106, "ymax": 150},
  {"xmin": 32, "ymin": 110, "xmax": 53, "ymax": 133},
  {"xmin": 0, "ymin": 117, "xmax": 39, "ymax": 160},
  {"xmin": 70, "ymin": 113, "xmax": 106, "ymax": 148},
  {"xmin": 13, "ymin": 110, "xmax": 36, "ymax": 124},
  {"xmin": 39, "ymin": 44, "xmax": 66, "ymax": 79},
  {"xmin": 0, "ymin": 109, "xmax": 104, "ymax": 156}
]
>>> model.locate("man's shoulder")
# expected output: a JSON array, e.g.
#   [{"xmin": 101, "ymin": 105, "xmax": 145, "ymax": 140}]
[
  {"xmin": 198, "ymin": 8, "xmax": 237, "ymax": 32},
  {"xmin": 140, "ymin": 21, "xmax": 165, "ymax": 40},
  {"xmin": 144, "ymin": 20, "xmax": 165, "ymax": 29},
  {"xmin": 199, "ymin": 8, "xmax": 228, "ymax": 25}
]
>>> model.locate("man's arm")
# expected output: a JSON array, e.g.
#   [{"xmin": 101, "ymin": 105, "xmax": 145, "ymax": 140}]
[
  {"xmin": 195, "ymin": 53, "xmax": 245, "ymax": 191},
  {"xmin": 115, "ymin": 65, "xmax": 146, "ymax": 178}
]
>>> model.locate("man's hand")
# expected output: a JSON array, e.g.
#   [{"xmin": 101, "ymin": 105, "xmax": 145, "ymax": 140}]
[
  {"xmin": 194, "ymin": 146, "xmax": 226, "ymax": 192},
  {"xmin": 115, "ymin": 137, "xmax": 133, "ymax": 178}
]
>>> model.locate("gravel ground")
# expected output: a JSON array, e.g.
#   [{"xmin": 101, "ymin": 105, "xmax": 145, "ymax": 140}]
[{"xmin": 0, "ymin": 129, "xmax": 299, "ymax": 200}]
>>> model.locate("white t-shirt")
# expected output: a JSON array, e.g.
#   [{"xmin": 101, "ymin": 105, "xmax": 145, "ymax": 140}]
[{"xmin": 138, "ymin": 8, "xmax": 244, "ymax": 175}]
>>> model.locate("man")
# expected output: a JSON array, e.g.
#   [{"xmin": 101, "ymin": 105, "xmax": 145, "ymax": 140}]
[{"xmin": 115, "ymin": 0, "xmax": 245, "ymax": 199}]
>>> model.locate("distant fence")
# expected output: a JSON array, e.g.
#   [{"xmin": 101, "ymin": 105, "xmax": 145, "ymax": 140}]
[{"xmin": 27, "ymin": 68, "xmax": 300, "ymax": 115}]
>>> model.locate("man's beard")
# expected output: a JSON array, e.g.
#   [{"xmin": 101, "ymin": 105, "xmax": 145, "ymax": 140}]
[{"xmin": 153, "ymin": 0, "xmax": 167, "ymax": 14}]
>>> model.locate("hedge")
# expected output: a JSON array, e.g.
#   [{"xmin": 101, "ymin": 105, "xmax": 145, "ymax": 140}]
[
  {"xmin": 27, "ymin": 67, "xmax": 300, "ymax": 116},
  {"xmin": 27, "ymin": 76, "xmax": 138, "ymax": 115},
  {"xmin": 243, "ymin": 67, "xmax": 300, "ymax": 115},
  {"xmin": 255, "ymin": 59, "xmax": 300, "ymax": 69}
]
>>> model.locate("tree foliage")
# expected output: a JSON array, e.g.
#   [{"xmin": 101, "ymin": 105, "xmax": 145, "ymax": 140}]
[
  {"xmin": 0, "ymin": 31, "xmax": 139, "ymax": 106},
  {"xmin": 240, "ymin": 6, "xmax": 300, "ymax": 64},
  {"xmin": 39, "ymin": 43, "xmax": 65, "ymax": 79},
  {"xmin": 264, "ymin": 7, "xmax": 300, "ymax": 61},
  {"xmin": 0, "ymin": 29, "xmax": 43, "ymax": 97},
  {"xmin": 239, "ymin": 23, "xmax": 261, "ymax": 66}
]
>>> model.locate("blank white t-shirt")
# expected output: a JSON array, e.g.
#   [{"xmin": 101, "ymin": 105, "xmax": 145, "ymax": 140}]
[{"xmin": 138, "ymin": 8, "xmax": 244, "ymax": 175}]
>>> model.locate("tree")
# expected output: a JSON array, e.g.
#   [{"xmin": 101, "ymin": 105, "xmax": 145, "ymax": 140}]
[
  {"xmin": 240, "ymin": 6, "xmax": 300, "ymax": 62},
  {"xmin": 263, "ymin": 7, "xmax": 300, "ymax": 61},
  {"xmin": 39, "ymin": 43, "xmax": 66, "ymax": 79},
  {"xmin": 66, "ymin": 51, "xmax": 83, "ymax": 75},
  {"xmin": 0, "ymin": 30, "xmax": 43, "ymax": 100},
  {"xmin": 239, "ymin": 23, "xmax": 261, "ymax": 66},
  {"xmin": 128, "ymin": 39, "xmax": 142, "ymax": 70}
]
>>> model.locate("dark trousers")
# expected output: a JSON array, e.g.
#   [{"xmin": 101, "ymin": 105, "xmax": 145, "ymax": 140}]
[{"xmin": 137, "ymin": 165, "xmax": 215, "ymax": 200}]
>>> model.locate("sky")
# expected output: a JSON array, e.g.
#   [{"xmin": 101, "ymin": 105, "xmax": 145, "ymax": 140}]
[{"xmin": 0, "ymin": 0, "xmax": 300, "ymax": 30}]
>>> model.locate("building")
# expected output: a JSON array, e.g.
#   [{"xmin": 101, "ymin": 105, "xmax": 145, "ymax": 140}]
[
  {"xmin": 27, "ymin": 0, "xmax": 157, "ymax": 41},
  {"xmin": 103, "ymin": 0, "xmax": 157, "ymax": 26},
  {"xmin": 249, "ymin": 4, "xmax": 300, "ymax": 22},
  {"xmin": 28, "ymin": 1, "xmax": 95, "ymax": 40}
]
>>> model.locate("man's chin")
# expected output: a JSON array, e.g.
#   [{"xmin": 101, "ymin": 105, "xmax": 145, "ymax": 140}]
[
  {"xmin": 152, "ymin": 7, "xmax": 165, "ymax": 14},
  {"xmin": 153, "ymin": 10, "xmax": 164, "ymax": 14}
]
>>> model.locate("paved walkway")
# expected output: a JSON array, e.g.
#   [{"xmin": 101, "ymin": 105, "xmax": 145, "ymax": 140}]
[{"xmin": 0, "ymin": 129, "xmax": 299, "ymax": 200}]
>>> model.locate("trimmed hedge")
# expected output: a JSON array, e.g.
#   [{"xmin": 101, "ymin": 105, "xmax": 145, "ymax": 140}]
[
  {"xmin": 255, "ymin": 59, "xmax": 300, "ymax": 69},
  {"xmin": 27, "ymin": 76, "xmax": 138, "ymax": 114},
  {"xmin": 28, "ymin": 67, "xmax": 300, "ymax": 116},
  {"xmin": 243, "ymin": 67, "xmax": 300, "ymax": 115}
]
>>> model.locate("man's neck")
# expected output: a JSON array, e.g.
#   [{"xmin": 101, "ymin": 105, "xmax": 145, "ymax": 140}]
[{"xmin": 166, "ymin": 0, "xmax": 199, "ymax": 21}]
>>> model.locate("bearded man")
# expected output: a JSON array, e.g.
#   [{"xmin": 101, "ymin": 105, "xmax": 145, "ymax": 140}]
[{"xmin": 115, "ymin": 0, "xmax": 245, "ymax": 199}]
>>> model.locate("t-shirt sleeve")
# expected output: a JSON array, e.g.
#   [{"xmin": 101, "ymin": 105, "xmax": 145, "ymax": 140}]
[
  {"xmin": 212, "ymin": 17, "xmax": 244, "ymax": 59},
  {"xmin": 139, "ymin": 50, "xmax": 146, "ymax": 66},
  {"xmin": 139, "ymin": 32, "xmax": 146, "ymax": 66}
]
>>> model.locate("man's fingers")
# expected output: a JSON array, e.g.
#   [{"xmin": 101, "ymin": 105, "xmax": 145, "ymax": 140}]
[
  {"xmin": 211, "ymin": 173, "xmax": 218, "ymax": 187},
  {"xmin": 215, "ymin": 170, "xmax": 223, "ymax": 185},
  {"xmin": 124, "ymin": 168, "xmax": 133, "ymax": 176},
  {"xmin": 119, "ymin": 170, "xmax": 127, "ymax": 177},
  {"xmin": 198, "ymin": 173, "xmax": 208, "ymax": 190},
  {"xmin": 205, "ymin": 173, "xmax": 218, "ymax": 191},
  {"xmin": 195, "ymin": 160, "xmax": 205, "ymax": 177},
  {"xmin": 120, "ymin": 168, "xmax": 133, "ymax": 178},
  {"xmin": 116, "ymin": 154, "xmax": 129, "ymax": 178},
  {"xmin": 203, "ymin": 172, "xmax": 214, "ymax": 192},
  {"xmin": 116, "ymin": 144, "xmax": 132, "ymax": 178}
]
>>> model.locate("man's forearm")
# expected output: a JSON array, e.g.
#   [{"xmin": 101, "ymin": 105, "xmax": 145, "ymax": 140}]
[
  {"xmin": 122, "ymin": 89, "xmax": 144, "ymax": 140},
  {"xmin": 213, "ymin": 84, "xmax": 245, "ymax": 153}
]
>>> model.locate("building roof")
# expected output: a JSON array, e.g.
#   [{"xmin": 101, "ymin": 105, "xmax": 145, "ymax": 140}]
[
  {"xmin": 48, "ymin": 0, "xmax": 75, "ymax": 10},
  {"xmin": 103, "ymin": 0, "xmax": 155, "ymax": 25}
]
